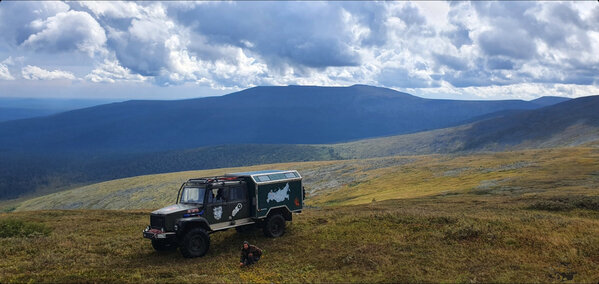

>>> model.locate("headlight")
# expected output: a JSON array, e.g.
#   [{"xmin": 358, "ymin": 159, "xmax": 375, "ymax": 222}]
[{"xmin": 174, "ymin": 224, "xmax": 178, "ymax": 231}]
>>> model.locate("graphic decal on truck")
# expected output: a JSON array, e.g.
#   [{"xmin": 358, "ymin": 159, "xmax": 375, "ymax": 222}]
[
  {"xmin": 213, "ymin": 206, "xmax": 222, "ymax": 220},
  {"xmin": 267, "ymin": 183, "xmax": 290, "ymax": 203},
  {"xmin": 232, "ymin": 203, "xmax": 242, "ymax": 217}
]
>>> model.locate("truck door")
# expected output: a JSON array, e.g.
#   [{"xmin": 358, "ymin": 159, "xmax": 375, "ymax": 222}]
[
  {"xmin": 205, "ymin": 187, "xmax": 226, "ymax": 224},
  {"xmin": 225, "ymin": 184, "xmax": 250, "ymax": 223}
]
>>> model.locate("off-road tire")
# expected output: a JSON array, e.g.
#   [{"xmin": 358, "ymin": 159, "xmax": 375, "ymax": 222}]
[
  {"xmin": 180, "ymin": 228, "xmax": 210, "ymax": 258},
  {"xmin": 151, "ymin": 239, "xmax": 177, "ymax": 251},
  {"xmin": 263, "ymin": 213, "xmax": 286, "ymax": 238}
]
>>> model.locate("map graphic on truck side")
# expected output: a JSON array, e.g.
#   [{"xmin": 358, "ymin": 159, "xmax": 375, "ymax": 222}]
[{"xmin": 267, "ymin": 183, "xmax": 290, "ymax": 203}]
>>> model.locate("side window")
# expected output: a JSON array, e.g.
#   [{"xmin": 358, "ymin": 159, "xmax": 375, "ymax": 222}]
[
  {"xmin": 208, "ymin": 188, "xmax": 226, "ymax": 203},
  {"xmin": 228, "ymin": 186, "xmax": 246, "ymax": 201}
]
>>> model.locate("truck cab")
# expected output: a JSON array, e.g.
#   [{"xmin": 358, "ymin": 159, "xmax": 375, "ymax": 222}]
[{"xmin": 143, "ymin": 170, "xmax": 303, "ymax": 258}]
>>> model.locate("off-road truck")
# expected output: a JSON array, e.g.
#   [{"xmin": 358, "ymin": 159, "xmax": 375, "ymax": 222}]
[{"xmin": 143, "ymin": 170, "xmax": 304, "ymax": 258}]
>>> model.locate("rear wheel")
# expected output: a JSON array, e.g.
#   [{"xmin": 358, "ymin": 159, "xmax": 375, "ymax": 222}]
[
  {"xmin": 263, "ymin": 213, "xmax": 286, "ymax": 238},
  {"xmin": 151, "ymin": 239, "xmax": 177, "ymax": 251},
  {"xmin": 180, "ymin": 228, "xmax": 210, "ymax": 258}
]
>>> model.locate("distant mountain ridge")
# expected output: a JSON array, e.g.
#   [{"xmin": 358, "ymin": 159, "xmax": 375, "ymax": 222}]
[
  {"xmin": 332, "ymin": 95, "xmax": 599, "ymax": 158},
  {"xmin": 0, "ymin": 85, "xmax": 587, "ymax": 200},
  {"xmin": 0, "ymin": 98, "xmax": 117, "ymax": 122},
  {"xmin": 0, "ymin": 85, "xmax": 566, "ymax": 154}
]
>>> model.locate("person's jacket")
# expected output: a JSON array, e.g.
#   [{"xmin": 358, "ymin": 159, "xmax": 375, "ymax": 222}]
[{"xmin": 240, "ymin": 245, "xmax": 262, "ymax": 262}]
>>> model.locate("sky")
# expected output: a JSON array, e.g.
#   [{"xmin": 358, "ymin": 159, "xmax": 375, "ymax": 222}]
[{"xmin": 0, "ymin": 1, "xmax": 598, "ymax": 101}]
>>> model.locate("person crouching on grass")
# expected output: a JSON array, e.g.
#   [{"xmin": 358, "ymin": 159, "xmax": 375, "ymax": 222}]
[{"xmin": 239, "ymin": 241, "xmax": 262, "ymax": 267}]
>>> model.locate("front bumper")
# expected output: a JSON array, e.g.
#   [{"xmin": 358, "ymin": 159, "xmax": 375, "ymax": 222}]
[{"xmin": 143, "ymin": 226, "xmax": 176, "ymax": 240}]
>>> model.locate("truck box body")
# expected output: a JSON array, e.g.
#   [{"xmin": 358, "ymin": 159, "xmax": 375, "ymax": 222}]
[{"xmin": 225, "ymin": 170, "xmax": 303, "ymax": 218}]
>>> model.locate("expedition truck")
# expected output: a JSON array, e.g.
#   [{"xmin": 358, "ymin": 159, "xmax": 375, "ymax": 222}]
[{"xmin": 143, "ymin": 170, "xmax": 304, "ymax": 258}]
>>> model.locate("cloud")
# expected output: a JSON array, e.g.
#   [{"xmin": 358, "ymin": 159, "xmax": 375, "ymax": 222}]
[
  {"xmin": 0, "ymin": 64, "xmax": 15, "ymax": 80},
  {"xmin": 101, "ymin": 2, "xmax": 271, "ymax": 88},
  {"xmin": 0, "ymin": 1, "xmax": 596, "ymax": 99},
  {"xmin": 22, "ymin": 65, "xmax": 77, "ymax": 80},
  {"xmin": 85, "ymin": 59, "xmax": 146, "ymax": 83},
  {"xmin": 478, "ymin": 28, "xmax": 537, "ymax": 60},
  {"xmin": 377, "ymin": 67, "xmax": 436, "ymax": 88},
  {"xmin": 77, "ymin": 1, "xmax": 144, "ymax": 19},
  {"xmin": 22, "ymin": 10, "xmax": 107, "ymax": 57},
  {"xmin": 0, "ymin": 1, "xmax": 70, "ymax": 48},
  {"xmin": 433, "ymin": 53, "xmax": 469, "ymax": 71},
  {"xmin": 168, "ymin": 2, "xmax": 363, "ymax": 69}
]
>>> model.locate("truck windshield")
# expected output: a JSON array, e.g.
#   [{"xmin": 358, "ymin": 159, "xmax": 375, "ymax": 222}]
[{"xmin": 180, "ymin": 187, "xmax": 206, "ymax": 204}]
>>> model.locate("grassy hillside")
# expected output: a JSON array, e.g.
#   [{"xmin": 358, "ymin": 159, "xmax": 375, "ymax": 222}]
[
  {"xmin": 15, "ymin": 146, "xmax": 599, "ymax": 212},
  {"xmin": 3, "ymin": 182, "xmax": 599, "ymax": 282},
  {"xmin": 0, "ymin": 144, "xmax": 341, "ymax": 200},
  {"xmin": 4, "ymin": 146, "xmax": 599, "ymax": 282},
  {"xmin": 314, "ymin": 146, "xmax": 599, "ymax": 206},
  {"xmin": 12, "ymin": 161, "xmax": 338, "ymax": 211}
]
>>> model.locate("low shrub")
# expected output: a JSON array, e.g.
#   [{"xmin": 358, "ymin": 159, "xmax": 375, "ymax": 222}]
[
  {"xmin": 0, "ymin": 219, "xmax": 52, "ymax": 238},
  {"xmin": 571, "ymin": 196, "xmax": 599, "ymax": 211},
  {"xmin": 527, "ymin": 196, "xmax": 599, "ymax": 212},
  {"xmin": 444, "ymin": 221, "xmax": 483, "ymax": 241},
  {"xmin": 527, "ymin": 200, "xmax": 574, "ymax": 211}
]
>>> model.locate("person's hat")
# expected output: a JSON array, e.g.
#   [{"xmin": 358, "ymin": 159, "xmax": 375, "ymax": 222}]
[{"xmin": 243, "ymin": 241, "xmax": 249, "ymax": 245}]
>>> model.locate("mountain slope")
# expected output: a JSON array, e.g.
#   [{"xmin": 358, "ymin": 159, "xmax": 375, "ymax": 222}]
[
  {"xmin": 0, "ymin": 97, "xmax": 117, "ymax": 122},
  {"xmin": 0, "ymin": 85, "xmax": 557, "ymax": 153},
  {"xmin": 332, "ymin": 95, "xmax": 599, "ymax": 158},
  {"xmin": 529, "ymin": 96, "xmax": 571, "ymax": 107},
  {"xmin": 14, "ymin": 146, "xmax": 599, "ymax": 211},
  {"xmin": 0, "ymin": 107, "xmax": 59, "ymax": 122},
  {"xmin": 0, "ymin": 94, "xmax": 593, "ymax": 200}
]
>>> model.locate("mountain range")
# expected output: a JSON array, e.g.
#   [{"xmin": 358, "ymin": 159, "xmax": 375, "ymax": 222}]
[
  {"xmin": 0, "ymin": 97, "xmax": 117, "ymax": 122},
  {"xmin": 0, "ymin": 85, "xmax": 568, "ymax": 153},
  {"xmin": 2, "ymin": 84, "xmax": 597, "ymax": 200}
]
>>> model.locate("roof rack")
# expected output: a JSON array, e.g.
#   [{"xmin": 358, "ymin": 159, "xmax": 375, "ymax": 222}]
[{"xmin": 187, "ymin": 176, "xmax": 244, "ymax": 184}]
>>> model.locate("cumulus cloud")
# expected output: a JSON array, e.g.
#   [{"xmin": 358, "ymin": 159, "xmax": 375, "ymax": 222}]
[
  {"xmin": 85, "ymin": 59, "xmax": 146, "ymax": 83},
  {"xmin": 0, "ymin": 64, "xmax": 15, "ymax": 80},
  {"xmin": 22, "ymin": 10, "xmax": 107, "ymax": 57},
  {"xmin": 22, "ymin": 65, "xmax": 77, "ymax": 80},
  {"xmin": 77, "ymin": 1, "xmax": 144, "ymax": 19},
  {"xmin": 0, "ymin": 1, "xmax": 70, "ymax": 48},
  {"xmin": 0, "ymin": 1, "xmax": 596, "ymax": 99},
  {"xmin": 168, "ymin": 2, "xmax": 363, "ymax": 69}
]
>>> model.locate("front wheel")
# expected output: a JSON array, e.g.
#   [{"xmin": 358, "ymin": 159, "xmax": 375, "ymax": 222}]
[
  {"xmin": 263, "ymin": 214, "xmax": 286, "ymax": 238},
  {"xmin": 151, "ymin": 239, "xmax": 177, "ymax": 251},
  {"xmin": 180, "ymin": 228, "xmax": 210, "ymax": 258}
]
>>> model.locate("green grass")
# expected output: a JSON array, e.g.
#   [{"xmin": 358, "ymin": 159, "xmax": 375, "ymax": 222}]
[
  {"xmin": 0, "ymin": 218, "xmax": 51, "ymax": 238},
  {"xmin": 3, "ymin": 146, "xmax": 599, "ymax": 282},
  {"xmin": 2, "ymin": 195, "xmax": 599, "ymax": 283},
  {"xmin": 309, "ymin": 147, "xmax": 599, "ymax": 207}
]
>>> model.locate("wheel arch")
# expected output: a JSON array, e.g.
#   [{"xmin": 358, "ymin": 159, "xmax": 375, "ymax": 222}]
[
  {"xmin": 265, "ymin": 206, "xmax": 292, "ymax": 221},
  {"xmin": 176, "ymin": 217, "xmax": 211, "ymax": 235}
]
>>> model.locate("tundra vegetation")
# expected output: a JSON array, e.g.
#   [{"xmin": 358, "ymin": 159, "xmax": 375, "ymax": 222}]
[{"xmin": 1, "ymin": 145, "xmax": 599, "ymax": 282}]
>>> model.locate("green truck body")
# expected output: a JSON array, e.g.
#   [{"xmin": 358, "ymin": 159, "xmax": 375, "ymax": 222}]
[{"xmin": 142, "ymin": 170, "xmax": 303, "ymax": 258}]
